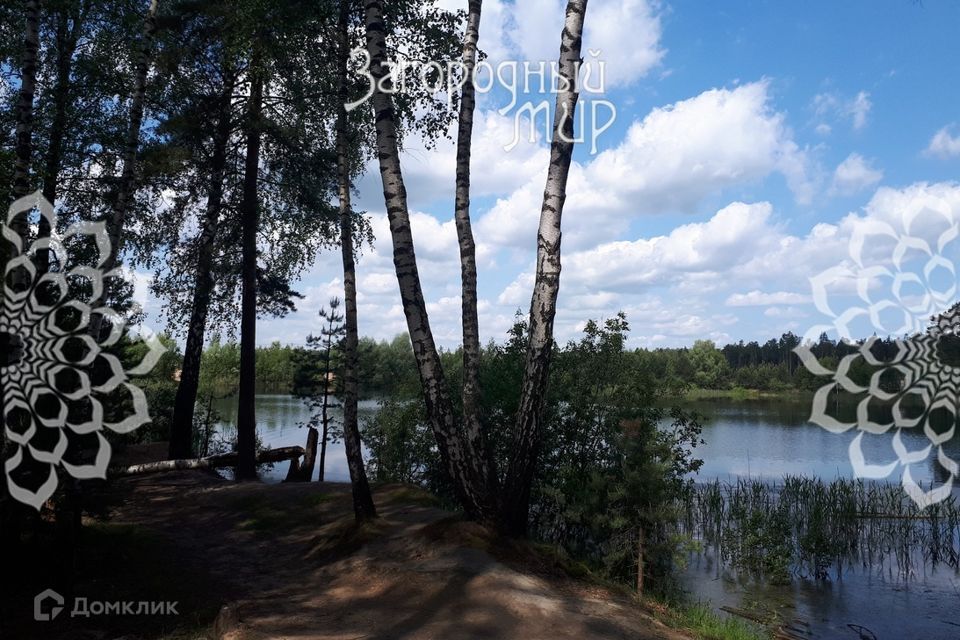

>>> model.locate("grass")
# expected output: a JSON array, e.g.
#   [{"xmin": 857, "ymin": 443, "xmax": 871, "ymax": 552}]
[
  {"xmin": 671, "ymin": 603, "xmax": 769, "ymax": 640},
  {"xmin": 378, "ymin": 483, "xmax": 442, "ymax": 507},
  {"xmin": 231, "ymin": 490, "xmax": 337, "ymax": 533},
  {"xmin": 683, "ymin": 387, "xmax": 807, "ymax": 401}
]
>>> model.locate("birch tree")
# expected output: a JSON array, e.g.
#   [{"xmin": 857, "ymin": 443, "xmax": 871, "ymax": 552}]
[
  {"xmin": 362, "ymin": 0, "xmax": 500, "ymax": 524},
  {"xmin": 453, "ymin": 0, "xmax": 496, "ymax": 503},
  {"xmin": 37, "ymin": 0, "xmax": 91, "ymax": 272},
  {"xmin": 363, "ymin": 0, "xmax": 589, "ymax": 533},
  {"xmin": 501, "ymin": 0, "xmax": 589, "ymax": 535}
]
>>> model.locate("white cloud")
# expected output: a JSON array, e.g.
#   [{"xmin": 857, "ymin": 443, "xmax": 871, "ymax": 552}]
[
  {"xmin": 813, "ymin": 90, "xmax": 872, "ymax": 131},
  {"xmin": 926, "ymin": 125, "xmax": 960, "ymax": 159},
  {"xmin": 850, "ymin": 91, "xmax": 871, "ymax": 130},
  {"xmin": 586, "ymin": 81, "xmax": 815, "ymax": 209},
  {"xmin": 830, "ymin": 153, "xmax": 883, "ymax": 196},
  {"xmin": 477, "ymin": 82, "xmax": 816, "ymax": 253},
  {"xmin": 506, "ymin": 0, "xmax": 665, "ymax": 88},
  {"xmin": 559, "ymin": 201, "xmax": 779, "ymax": 293},
  {"xmin": 726, "ymin": 291, "xmax": 811, "ymax": 307}
]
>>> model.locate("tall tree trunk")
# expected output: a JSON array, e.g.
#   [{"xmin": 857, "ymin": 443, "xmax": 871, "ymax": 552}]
[
  {"xmin": 2, "ymin": 0, "xmax": 42, "ymax": 572},
  {"xmin": 168, "ymin": 82, "xmax": 234, "ymax": 460},
  {"xmin": 453, "ymin": 0, "xmax": 497, "ymax": 499},
  {"xmin": 363, "ymin": 0, "xmax": 496, "ymax": 524},
  {"xmin": 336, "ymin": 0, "xmax": 376, "ymax": 521},
  {"xmin": 38, "ymin": 0, "xmax": 87, "ymax": 273},
  {"xmin": 236, "ymin": 55, "xmax": 264, "ymax": 481},
  {"xmin": 88, "ymin": 0, "xmax": 159, "ymax": 337},
  {"xmin": 11, "ymin": 0, "xmax": 40, "ymax": 206},
  {"xmin": 501, "ymin": 0, "xmax": 589, "ymax": 536}
]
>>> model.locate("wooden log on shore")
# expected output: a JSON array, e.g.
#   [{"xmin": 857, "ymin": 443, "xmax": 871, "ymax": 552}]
[{"xmin": 111, "ymin": 446, "xmax": 305, "ymax": 477}]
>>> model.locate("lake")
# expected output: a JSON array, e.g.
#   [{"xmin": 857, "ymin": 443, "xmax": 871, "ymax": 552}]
[
  {"xmin": 210, "ymin": 394, "xmax": 381, "ymax": 483},
  {"xmin": 213, "ymin": 394, "xmax": 960, "ymax": 638},
  {"xmin": 683, "ymin": 397, "xmax": 960, "ymax": 640}
]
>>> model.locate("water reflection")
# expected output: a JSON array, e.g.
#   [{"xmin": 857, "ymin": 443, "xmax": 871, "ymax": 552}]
[
  {"xmin": 687, "ymin": 397, "xmax": 960, "ymax": 489},
  {"xmin": 211, "ymin": 394, "xmax": 380, "ymax": 483},
  {"xmin": 684, "ymin": 397, "xmax": 960, "ymax": 639}
]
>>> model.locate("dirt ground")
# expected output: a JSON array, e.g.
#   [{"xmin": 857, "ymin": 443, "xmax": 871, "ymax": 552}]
[{"xmin": 6, "ymin": 450, "xmax": 694, "ymax": 640}]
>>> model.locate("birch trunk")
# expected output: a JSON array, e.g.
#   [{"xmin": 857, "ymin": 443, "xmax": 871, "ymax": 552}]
[
  {"xmin": 236, "ymin": 54, "xmax": 264, "ymax": 481},
  {"xmin": 168, "ymin": 83, "xmax": 234, "ymax": 460},
  {"xmin": 363, "ymin": 0, "xmax": 496, "ymax": 523},
  {"xmin": 453, "ymin": 0, "xmax": 497, "ymax": 496},
  {"xmin": 89, "ymin": 0, "xmax": 159, "ymax": 337},
  {"xmin": 338, "ymin": 0, "xmax": 377, "ymax": 521},
  {"xmin": 501, "ymin": 0, "xmax": 589, "ymax": 536}
]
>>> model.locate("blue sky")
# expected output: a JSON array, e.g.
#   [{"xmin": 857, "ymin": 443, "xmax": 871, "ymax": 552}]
[{"xmin": 139, "ymin": 0, "xmax": 960, "ymax": 349}]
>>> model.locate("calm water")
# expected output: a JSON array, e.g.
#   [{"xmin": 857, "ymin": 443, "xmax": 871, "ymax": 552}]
[
  {"xmin": 210, "ymin": 394, "xmax": 380, "ymax": 483},
  {"xmin": 682, "ymin": 397, "xmax": 960, "ymax": 640},
  {"xmin": 687, "ymin": 397, "xmax": 960, "ymax": 487},
  {"xmin": 214, "ymin": 394, "xmax": 960, "ymax": 638}
]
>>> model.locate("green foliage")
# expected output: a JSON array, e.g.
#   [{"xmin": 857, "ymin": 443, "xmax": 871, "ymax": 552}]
[
  {"xmin": 356, "ymin": 334, "xmax": 421, "ymax": 399},
  {"xmin": 530, "ymin": 314, "xmax": 704, "ymax": 594},
  {"xmin": 360, "ymin": 396, "xmax": 441, "ymax": 489},
  {"xmin": 114, "ymin": 332, "xmax": 181, "ymax": 444},
  {"xmin": 688, "ymin": 340, "xmax": 730, "ymax": 389},
  {"xmin": 292, "ymin": 298, "xmax": 346, "ymax": 448},
  {"xmin": 361, "ymin": 312, "xmax": 706, "ymax": 596}
]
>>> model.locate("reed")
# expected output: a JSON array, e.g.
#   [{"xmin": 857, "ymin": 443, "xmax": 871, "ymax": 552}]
[{"xmin": 683, "ymin": 476, "xmax": 960, "ymax": 582}]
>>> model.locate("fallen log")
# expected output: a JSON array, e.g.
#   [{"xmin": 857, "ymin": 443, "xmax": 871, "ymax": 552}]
[{"xmin": 111, "ymin": 446, "xmax": 305, "ymax": 477}]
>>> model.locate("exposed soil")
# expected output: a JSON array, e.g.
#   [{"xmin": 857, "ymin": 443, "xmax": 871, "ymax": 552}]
[{"xmin": 6, "ymin": 447, "xmax": 693, "ymax": 640}]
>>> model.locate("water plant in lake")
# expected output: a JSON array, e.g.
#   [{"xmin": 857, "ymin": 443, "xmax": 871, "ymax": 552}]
[{"xmin": 684, "ymin": 476, "xmax": 960, "ymax": 582}]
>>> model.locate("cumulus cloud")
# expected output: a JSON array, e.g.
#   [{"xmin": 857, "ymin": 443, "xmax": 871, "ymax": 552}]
[
  {"xmin": 506, "ymin": 0, "xmax": 665, "ymax": 88},
  {"xmin": 830, "ymin": 153, "xmax": 883, "ymax": 196},
  {"xmin": 475, "ymin": 81, "xmax": 815, "ymax": 254},
  {"xmin": 586, "ymin": 81, "xmax": 815, "ymax": 209},
  {"xmin": 559, "ymin": 201, "xmax": 778, "ymax": 293},
  {"xmin": 191, "ymin": 180, "xmax": 960, "ymax": 352},
  {"xmin": 926, "ymin": 125, "xmax": 960, "ymax": 159}
]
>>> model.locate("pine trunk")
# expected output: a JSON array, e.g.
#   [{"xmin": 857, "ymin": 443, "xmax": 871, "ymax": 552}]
[
  {"xmin": 337, "ymin": 0, "xmax": 377, "ymax": 521},
  {"xmin": 11, "ymin": 0, "xmax": 40, "ymax": 205},
  {"xmin": 236, "ymin": 55, "xmax": 265, "ymax": 482},
  {"xmin": 501, "ymin": 0, "xmax": 589, "ymax": 536},
  {"xmin": 1, "ymin": 0, "xmax": 42, "ymax": 565},
  {"xmin": 362, "ymin": 0, "xmax": 496, "ymax": 524},
  {"xmin": 168, "ymin": 83, "xmax": 234, "ymax": 460},
  {"xmin": 38, "ymin": 0, "xmax": 88, "ymax": 273}
]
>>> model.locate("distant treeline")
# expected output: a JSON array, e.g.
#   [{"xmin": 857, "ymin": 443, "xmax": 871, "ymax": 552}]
[
  {"xmin": 196, "ymin": 335, "xmax": 421, "ymax": 398},
  {"xmin": 192, "ymin": 329, "xmax": 906, "ymax": 398}
]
